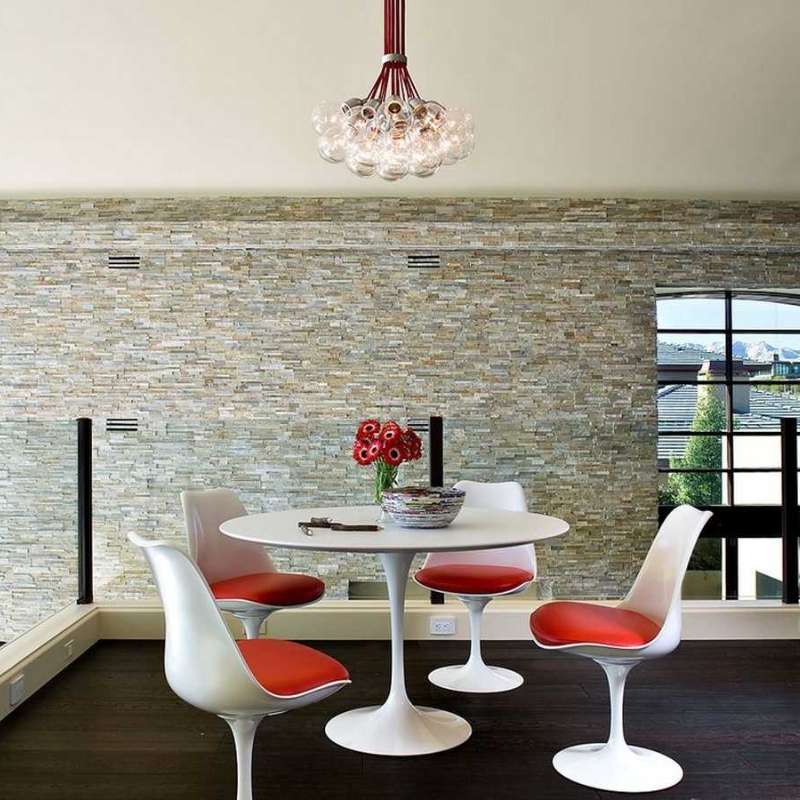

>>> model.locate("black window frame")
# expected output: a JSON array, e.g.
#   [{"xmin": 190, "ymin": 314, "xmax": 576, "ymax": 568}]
[{"xmin": 657, "ymin": 289, "xmax": 800, "ymax": 600}]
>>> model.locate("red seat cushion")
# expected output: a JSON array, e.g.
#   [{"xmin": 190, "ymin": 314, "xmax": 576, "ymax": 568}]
[
  {"xmin": 238, "ymin": 639, "xmax": 349, "ymax": 697},
  {"xmin": 530, "ymin": 602, "xmax": 661, "ymax": 648},
  {"xmin": 211, "ymin": 572, "xmax": 325, "ymax": 607},
  {"xmin": 415, "ymin": 564, "xmax": 534, "ymax": 595}
]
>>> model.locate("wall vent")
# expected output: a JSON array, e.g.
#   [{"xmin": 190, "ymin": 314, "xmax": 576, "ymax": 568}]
[
  {"xmin": 105, "ymin": 418, "xmax": 139, "ymax": 433},
  {"xmin": 407, "ymin": 253, "xmax": 441, "ymax": 269},
  {"xmin": 407, "ymin": 417, "xmax": 430, "ymax": 433},
  {"xmin": 107, "ymin": 254, "xmax": 141, "ymax": 270}
]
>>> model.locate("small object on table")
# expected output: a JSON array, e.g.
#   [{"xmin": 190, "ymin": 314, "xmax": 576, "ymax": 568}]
[
  {"xmin": 382, "ymin": 486, "xmax": 465, "ymax": 528},
  {"xmin": 298, "ymin": 519, "xmax": 380, "ymax": 535}
]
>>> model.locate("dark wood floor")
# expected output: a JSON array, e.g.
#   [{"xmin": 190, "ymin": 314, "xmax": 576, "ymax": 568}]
[{"xmin": 0, "ymin": 640, "xmax": 798, "ymax": 800}]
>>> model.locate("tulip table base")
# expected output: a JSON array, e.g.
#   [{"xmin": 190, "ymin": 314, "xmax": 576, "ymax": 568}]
[
  {"xmin": 220, "ymin": 506, "xmax": 569, "ymax": 757},
  {"xmin": 325, "ymin": 550, "xmax": 472, "ymax": 756},
  {"xmin": 325, "ymin": 700, "xmax": 471, "ymax": 757}
]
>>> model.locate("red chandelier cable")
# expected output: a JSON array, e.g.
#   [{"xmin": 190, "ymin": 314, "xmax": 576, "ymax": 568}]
[{"xmin": 366, "ymin": 0, "xmax": 420, "ymax": 101}]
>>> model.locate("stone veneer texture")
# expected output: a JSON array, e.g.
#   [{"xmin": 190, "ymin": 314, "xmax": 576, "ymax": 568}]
[{"xmin": 1, "ymin": 197, "xmax": 799, "ymax": 640}]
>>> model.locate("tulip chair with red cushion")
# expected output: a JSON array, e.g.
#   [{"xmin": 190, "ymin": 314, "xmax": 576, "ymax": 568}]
[
  {"xmin": 414, "ymin": 479, "xmax": 536, "ymax": 693},
  {"xmin": 181, "ymin": 489, "xmax": 325, "ymax": 639},
  {"xmin": 529, "ymin": 504, "xmax": 713, "ymax": 793},
  {"xmin": 129, "ymin": 532, "xmax": 349, "ymax": 800}
]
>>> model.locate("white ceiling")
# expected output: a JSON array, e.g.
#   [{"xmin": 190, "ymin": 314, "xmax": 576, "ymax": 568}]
[{"xmin": 0, "ymin": 0, "xmax": 798, "ymax": 199}]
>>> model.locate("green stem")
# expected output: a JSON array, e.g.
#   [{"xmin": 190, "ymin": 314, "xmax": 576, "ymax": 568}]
[{"xmin": 374, "ymin": 460, "xmax": 399, "ymax": 504}]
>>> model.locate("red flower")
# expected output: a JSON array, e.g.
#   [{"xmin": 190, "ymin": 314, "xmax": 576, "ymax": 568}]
[
  {"xmin": 357, "ymin": 419, "xmax": 381, "ymax": 440},
  {"xmin": 382, "ymin": 440, "xmax": 406, "ymax": 466},
  {"xmin": 401, "ymin": 428, "xmax": 423, "ymax": 461},
  {"xmin": 380, "ymin": 420, "xmax": 402, "ymax": 444},
  {"xmin": 352, "ymin": 438, "xmax": 376, "ymax": 466},
  {"xmin": 367, "ymin": 439, "xmax": 383, "ymax": 461}
]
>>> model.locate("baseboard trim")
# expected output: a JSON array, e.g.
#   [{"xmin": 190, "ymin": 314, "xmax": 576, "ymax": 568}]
[
  {"xmin": 96, "ymin": 599, "xmax": 800, "ymax": 642},
  {"xmin": 1, "ymin": 599, "xmax": 796, "ymax": 722},
  {"xmin": 0, "ymin": 605, "xmax": 100, "ymax": 721}
]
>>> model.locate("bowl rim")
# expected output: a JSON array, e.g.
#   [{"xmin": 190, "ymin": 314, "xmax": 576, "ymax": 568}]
[{"xmin": 382, "ymin": 485, "xmax": 465, "ymax": 499}]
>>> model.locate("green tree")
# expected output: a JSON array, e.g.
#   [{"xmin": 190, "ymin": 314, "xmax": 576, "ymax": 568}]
[{"xmin": 659, "ymin": 390, "xmax": 725, "ymax": 570}]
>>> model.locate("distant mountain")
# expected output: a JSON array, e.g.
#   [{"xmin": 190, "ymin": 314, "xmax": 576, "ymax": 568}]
[{"xmin": 708, "ymin": 340, "xmax": 800, "ymax": 362}]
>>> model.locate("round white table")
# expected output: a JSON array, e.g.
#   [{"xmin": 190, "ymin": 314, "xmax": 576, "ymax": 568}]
[{"xmin": 221, "ymin": 505, "xmax": 569, "ymax": 757}]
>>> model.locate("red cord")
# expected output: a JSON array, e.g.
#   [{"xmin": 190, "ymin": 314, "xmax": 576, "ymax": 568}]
[{"xmin": 365, "ymin": 0, "xmax": 421, "ymax": 102}]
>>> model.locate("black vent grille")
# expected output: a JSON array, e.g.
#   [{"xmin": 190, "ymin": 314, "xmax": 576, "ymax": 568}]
[
  {"xmin": 108, "ymin": 254, "xmax": 141, "ymax": 270},
  {"xmin": 407, "ymin": 418, "xmax": 430, "ymax": 433},
  {"xmin": 407, "ymin": 253, "xmax": 441, "ymax": 269},
  {"xmin": 106, "ymin": 418, "xmax": 139, "ymax": 433}
]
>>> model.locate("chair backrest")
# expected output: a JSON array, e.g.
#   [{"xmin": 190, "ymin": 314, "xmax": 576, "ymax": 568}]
[
  {"xmin": 181, "ymin": 488, "xmax": 274, "ymax": 585},
  {"xmin": 127, "ymin": 532, "xmax": 269, "ymax": 713},
  {"xmin": 620, "ymin": 505, "xmax": 713, "ymax": 632},
  {"xmin": 422, "ymin": 480, "xmax": 537, "ymax": 573}
]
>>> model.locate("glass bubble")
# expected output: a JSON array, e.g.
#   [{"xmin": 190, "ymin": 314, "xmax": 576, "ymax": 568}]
[
  {"xmin": 346, "ymin": 154, "xmax": 377, "ymax": 177},
  {"xmin": 389, "ymin": 119, "xmax": 410, "ymax": 141},
  {"xmin": 311, "ymin": 101, "xmax": 343, "ymax": 135},
  {"xmin": 424, "ymin": 101, "xmax": 447, "ymax": 129},
  {"xmin": 377, "ymin": 159, "xmax": 409, "ymax": 181},
  {"xmin": 444, "ymin": 107, "xmax": 475, "ymax": 134},
  {"xmin": 341, "ymin": 97, "xmax": 364, "ymax": 115},
  {"xmin": 318, "ymin": 131, "xmax": 346, "ymax": 163},
  {"xmin": 385, "ymin": 95, "xmax": 404, "ymax": 116},
  {"xmin": 438, "ymin": 132, "xmax": 462, "ymax": 165},
  {"xmin": 345, "ymin": 134, "xmax": 381, "ymax": 177},
  {"xmin": 409, "ymin": 143, "xmax": 441, "ymax": 178},
  {"xmin": 377, "ymin": 138, "xmax": 410, "ymax": 180}
]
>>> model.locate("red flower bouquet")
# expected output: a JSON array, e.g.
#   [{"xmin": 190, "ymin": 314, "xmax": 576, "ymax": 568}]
[{"xmin": 352, "ymin": 419, "xmax": 423, "ymax": 503}]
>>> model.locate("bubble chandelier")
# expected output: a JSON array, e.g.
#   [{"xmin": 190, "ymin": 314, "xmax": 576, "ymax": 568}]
[{"xmin": 311, "ymin": 0, "xmax": 475, "ymax": 181}]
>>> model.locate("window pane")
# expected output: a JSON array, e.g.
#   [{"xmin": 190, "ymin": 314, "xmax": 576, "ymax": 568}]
[
  {"xmin": 660, "ymin": 470, "xmax": 724, "ymax": 506},
  {"xmin": 732, "ymin": 295, "xmax": 800, "ymax": 331},
  {"xmin": 683, "ymin": 537, "xmax": 722, "ymax": 600},
  {"xmin": 733, "ymin": 471, "xmax": 781, "ymax": 505},
  {"xmin": 657, "ymin": 333, "xmax": 725, "ymax": 380},
  {"xmin": 733, "ymin": 435, "xmax": 780, "ymax": 469},
  {"xmin": 729, "ymin": 333, "xmax": 800, "ymax": 375},
  {"xmin": 0, "ymin": 420, "xmax": 77, "ymax": 646},
  {"xmin": 738, "ymin": 538, "xmax": 783, "ymax": 600},
  {"xmin": 659, "ymin": 435, "xmax": 723, "ymax": 467},
  {"xmin": 734, "ymin": 392, "xmax": 800, "ymax": 431},
  {"xmin": 657, "ymin": 295, "xmax": 725, "ymax": 330},
  {"xmin": 658, "ymin": 384, "xmax": 726, "ymax": 432}
]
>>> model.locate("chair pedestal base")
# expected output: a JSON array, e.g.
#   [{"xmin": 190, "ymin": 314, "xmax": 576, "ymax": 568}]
[
  {"xmin": 553, "ymin": 742, "xmax": 683, "ymax": 793},
  {"xmin": 428, "ymin": 663, "xmax": 523, "ymax": 693},
  {"xmin": 325, "ymin": 698, "xmax": 471, "ymax": 757}
]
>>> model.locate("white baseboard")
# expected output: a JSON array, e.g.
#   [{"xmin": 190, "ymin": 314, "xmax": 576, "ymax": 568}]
[
  {"xmin": 2, "ymin": 599, "xmax": 797, "ymax": 723},
  {"xmin": 96, "ymin": 598, "xmax": 800, "ymax": 642},
  {"xmin": 0, "ymin": 605, "xmax": 99, "ymax": 722}
]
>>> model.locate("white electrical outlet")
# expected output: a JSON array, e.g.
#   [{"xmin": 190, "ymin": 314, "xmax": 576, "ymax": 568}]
[
  {"xmin": 64, "ymin": 639, "xmax": 75, "ymax": 660},
  {"xmin": 9, "ymin": 674, "xmax": 25, "ymax": 707},
  {"xmin": 430, "ymin": 616, "xmax": 456, "ymax": 635}
]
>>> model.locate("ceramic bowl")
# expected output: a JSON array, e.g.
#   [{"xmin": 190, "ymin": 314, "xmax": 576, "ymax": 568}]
[{"xmin": 381, "ymin": 486, "xmax": 466, "ymax": 529}]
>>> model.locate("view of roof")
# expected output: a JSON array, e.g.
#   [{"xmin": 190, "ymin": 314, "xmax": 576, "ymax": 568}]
[
  {"xmin": 657, "ymin": 342, "xmax": 764, "ymax": 369},
  {"xmin": 657, "ymin": 384, "xmax": 800, "ymax": 461},
  {"xmin": 657, "ymin": 344, "xmax": 720, "ymax": 366}
]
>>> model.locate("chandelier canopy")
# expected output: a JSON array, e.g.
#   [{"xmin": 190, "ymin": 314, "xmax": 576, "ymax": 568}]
[{"xmin": 312, "ymin": 0, "xmax": 475, "ymax": 181}]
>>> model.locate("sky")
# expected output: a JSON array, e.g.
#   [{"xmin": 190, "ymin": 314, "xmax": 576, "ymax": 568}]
[{"xmin": 657, "ymin": 296, "xmax": 800, "ymax": 350}]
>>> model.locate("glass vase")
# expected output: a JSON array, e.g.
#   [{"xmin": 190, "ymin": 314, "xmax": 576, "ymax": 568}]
[{"xmin": 374, "ymin": 461, "xmax": 399, "ymax": 507}]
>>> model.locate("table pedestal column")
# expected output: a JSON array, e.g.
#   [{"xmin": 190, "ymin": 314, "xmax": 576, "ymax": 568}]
[{"xmin": 325, "ymin": 550, "xmax": 472, "ymax": 756}]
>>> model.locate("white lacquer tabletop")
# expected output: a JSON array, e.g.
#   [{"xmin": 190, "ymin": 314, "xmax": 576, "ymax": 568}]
[{"xmin": 220, "ymin": 505, "xmax": 569, "ymax": 553}]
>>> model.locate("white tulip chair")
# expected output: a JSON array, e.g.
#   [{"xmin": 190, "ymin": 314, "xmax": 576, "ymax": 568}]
[
  {"xmin": 182, "ymin": 489, "xmax": 325, "ymax": 639},
  {"xmin": 129, "ymin": 532, "xmax": 349, "ymax": 800},
  {"xmin": 529, "ymin": 504, "xmax": 713, "ymax": 793},
  {"xmin": 414, "ymin": 480, "xmax": 536, "ymax": 693}
]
